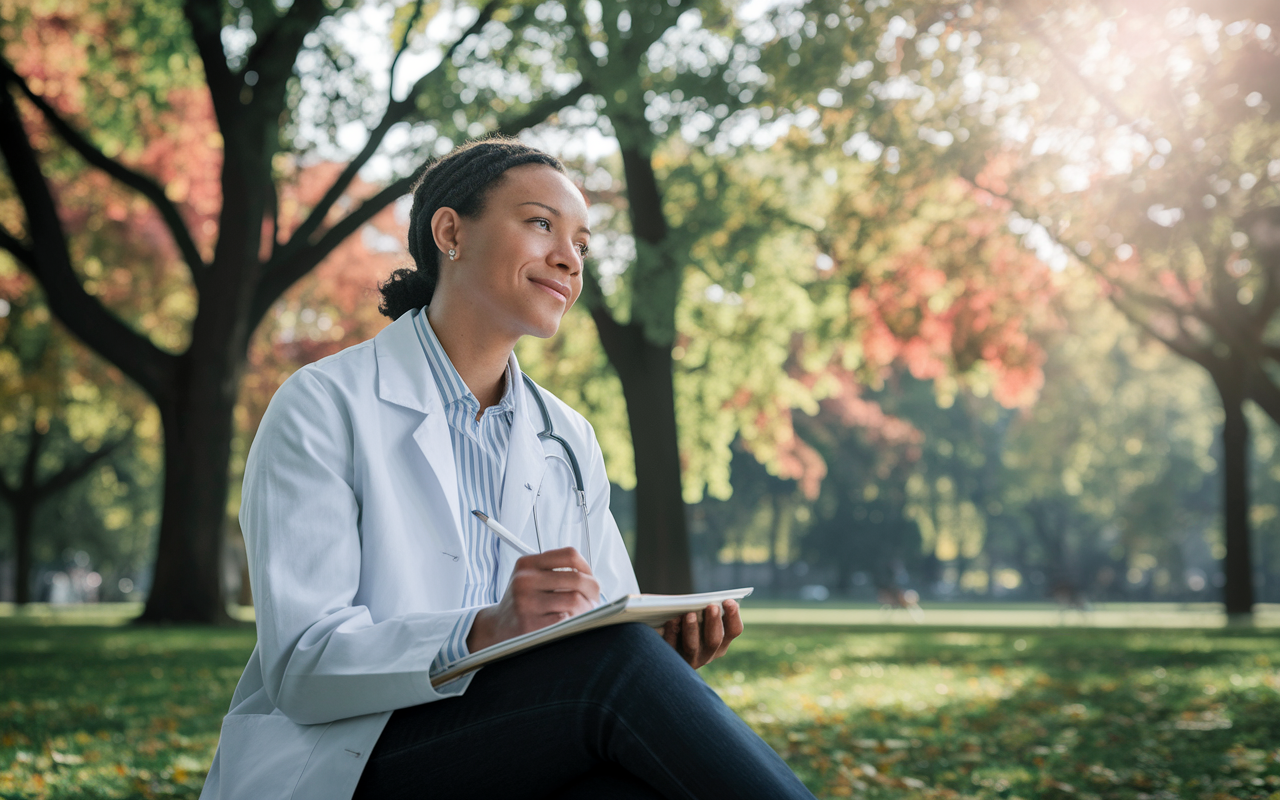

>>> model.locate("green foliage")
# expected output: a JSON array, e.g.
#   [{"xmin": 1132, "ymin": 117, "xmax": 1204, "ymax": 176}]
[
  {"xmin": 6, "ymin": 0, "xmax": 1276, "ymax": 610},
  {"xmin": 0, "ymin": 269, "xmax": 162, "ymax": 600}
]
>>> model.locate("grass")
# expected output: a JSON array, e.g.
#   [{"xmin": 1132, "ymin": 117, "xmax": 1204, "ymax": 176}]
[
  {"xmin": 0, "ymin": 617, "xmax": 254, "ymax": 799},
  {"xmin": 1, "ymin": 608, "xmax": 1279, "ymax": 799},
  {"xmin": 700, "ymin": 626, "xmax": 1280, "ymax": 799}
]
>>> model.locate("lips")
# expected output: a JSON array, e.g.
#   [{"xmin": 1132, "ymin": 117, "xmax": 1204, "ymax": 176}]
[{"xmin": 529, "ymin": 276, "xmax": 571, "ymax": 303}]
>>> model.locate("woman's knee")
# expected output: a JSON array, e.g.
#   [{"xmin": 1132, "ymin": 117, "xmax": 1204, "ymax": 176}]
[
  {"xmin": 564, "ymin": 623, "xmax": 712, "ymax": 707},
  {"xmin": 577, "ymin": 623, "xmax": 687, "ymax": 673}
]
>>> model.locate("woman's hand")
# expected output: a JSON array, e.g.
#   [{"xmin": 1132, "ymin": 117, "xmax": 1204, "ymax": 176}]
[
  {"xmin": 662, "ymin": 599, "xmax": 744, "ymax": 669},
  {"xmin": 467, "ymin": 547, "xmax": 599, "ymax": 652}
]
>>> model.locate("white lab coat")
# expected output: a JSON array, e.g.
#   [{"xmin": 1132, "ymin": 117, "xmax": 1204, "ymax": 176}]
[{"xmin": 199, "ymin": 308, "xmax": 640, "ymax": 800}]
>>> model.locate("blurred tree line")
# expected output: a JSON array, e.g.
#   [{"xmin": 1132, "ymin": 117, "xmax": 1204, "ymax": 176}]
[{"xmin": 1, "ymin": 0, "xmax": 1277, "ymax": 619}]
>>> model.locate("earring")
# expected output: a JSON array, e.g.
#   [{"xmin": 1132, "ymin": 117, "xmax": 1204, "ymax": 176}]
[{"xmin": 448, "ymin": 248, "xmax": 457, "ymax": 261}]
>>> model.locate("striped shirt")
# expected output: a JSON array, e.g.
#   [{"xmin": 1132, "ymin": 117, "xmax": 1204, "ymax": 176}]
[{"xmin": 414, "ymin": 309, "xmax": 516, "ymax": 676}]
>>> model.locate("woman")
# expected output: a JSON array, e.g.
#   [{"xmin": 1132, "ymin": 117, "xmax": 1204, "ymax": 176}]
[{"xmin": 200, "ymin": 138, "xmax": 816, "ymax": 800}]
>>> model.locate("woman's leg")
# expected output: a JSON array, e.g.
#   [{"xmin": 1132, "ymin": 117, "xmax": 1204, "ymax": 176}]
[
  {"xmin": 353, "ymin": 623, "xmax": 814, "ymax": 800},
  {"xmin": 550, "ymin": 764, "xmax": 667, "ymax": 800}
]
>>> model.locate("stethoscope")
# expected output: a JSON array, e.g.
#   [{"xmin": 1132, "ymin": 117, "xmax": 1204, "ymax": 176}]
[{"xmin": 521, "ymin": 373, "xmax": 592, "ymax": 565}]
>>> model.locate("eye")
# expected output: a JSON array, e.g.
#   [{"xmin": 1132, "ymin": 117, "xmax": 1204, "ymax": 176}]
[
  {"xmin": 533, "ymin": 218, "xmax": 551, "ymax": 230},
  {"xmin": 577, "ymin": 243, "xmax": 590, "ymax": 258}
]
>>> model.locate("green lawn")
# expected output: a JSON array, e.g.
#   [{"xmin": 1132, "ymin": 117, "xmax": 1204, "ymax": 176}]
[{"xmin": 2, "ymin": 610, "xmax": 1279, "ymax": 799}]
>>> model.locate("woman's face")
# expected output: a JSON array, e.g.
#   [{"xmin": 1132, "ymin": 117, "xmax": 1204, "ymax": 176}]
[{"xmin": 434, "ymin": 164, "xmax": 590, "ymax": 340}]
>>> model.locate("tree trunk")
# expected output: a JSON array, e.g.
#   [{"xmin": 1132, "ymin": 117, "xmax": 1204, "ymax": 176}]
[
  {"xmin": 12, "ymin": 495, "xmax": 34, "ymax": 605},
  {"xmin": 592, "ymin": 310, "xmax": 693, "ymax": 594},
  {"xmin": 135, "ymin": 103, "xmax": 268, "ymax": 624},
  {"xmin": 769, "ymin": 492, "xmax": 789, "ymax": 596},
  {"xmin": 134, "ymin": 296, "xmax": 256, "ymax": 624},
  {"xmin": 10, "ymin": 426, "xmax": 41, "ymax": 605},
  {"xmin": 583, "ymin": 129, "xmax": 692, "ymax": 594},
  {"xmin": 137, "ymin": 395, "xmax": 237, "ymax": 623},
  {"xmin": 1214, "ymin": 375, "xmax": 1255, "ymax": 618}
]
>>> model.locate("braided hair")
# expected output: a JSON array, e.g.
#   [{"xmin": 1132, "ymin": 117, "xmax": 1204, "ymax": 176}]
[{"xmin": 378, "ymin": 136, "xmax": 566, "ymax": 319}]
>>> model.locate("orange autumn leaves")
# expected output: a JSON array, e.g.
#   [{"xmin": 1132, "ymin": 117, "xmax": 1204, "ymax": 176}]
[
  {"xmin": 853, "ymin": 196, "xmax": 1053, "ymax": 410},
  {"xmin": 5, "ymin": 0, "xmax": 405, "ymax": 437},
  {"xmin": 743, "ymin": 176, "xmax": 1056, "ymax": 501}
]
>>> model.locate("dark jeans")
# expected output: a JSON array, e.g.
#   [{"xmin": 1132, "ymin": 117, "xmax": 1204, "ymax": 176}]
[{"xmin": 352, "ymin": 623, "xmax": 816, "ymax": 800}]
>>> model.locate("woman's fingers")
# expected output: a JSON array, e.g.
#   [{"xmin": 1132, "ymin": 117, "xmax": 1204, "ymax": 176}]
[
  {"xmin": 661, "ymin": 602, "xmax": 744, "ymax": 668},
  {"xmin": 681, "ymin": 612, "xmax": 700, "ymax": 662},
  {"xmin": 702, "ymin": 604, "xmax": 724, "ymax": 660},
  {"xmin": 717, "ymin": 600, "xmax": 743, "ymax": 657},
  {"xmin": 662, "ymin": 619, "xmax": 680, "ymax": 650},
  {"xmin": 535, "ymin": 568, "xmax": 600, "ymax": 600},
  {"xmin": 519, "ymin": 547, "xmax": 593, "ymax": 575},
  {"xmin": 511, "ymin": 562, "xmax": 599, "ymax": 607}
]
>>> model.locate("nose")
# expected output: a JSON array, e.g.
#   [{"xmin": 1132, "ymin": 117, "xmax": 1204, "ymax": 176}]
[{"xmin": 550, "ymin": 237, "xmax": 582, "ymax": 276}]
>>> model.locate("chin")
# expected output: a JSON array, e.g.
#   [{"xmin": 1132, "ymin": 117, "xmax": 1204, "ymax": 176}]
[
  {"xmin": 518, "ymin": 312, "xmax": 563, "ymax": 340},
  {"xmin": 529, "ymin": 320, "xmax": 562, "ymax": 339}
]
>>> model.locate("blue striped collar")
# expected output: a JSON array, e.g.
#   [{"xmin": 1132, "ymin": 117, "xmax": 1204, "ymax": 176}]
[{"xmin": 413, "ymin": 307, "xmax": 515, "ymax": 417}]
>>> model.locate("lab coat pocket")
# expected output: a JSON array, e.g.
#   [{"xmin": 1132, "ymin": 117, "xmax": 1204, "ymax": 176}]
[{"xmin": 215, "ymin": 713, "xmax": 329, "ymax": 799}]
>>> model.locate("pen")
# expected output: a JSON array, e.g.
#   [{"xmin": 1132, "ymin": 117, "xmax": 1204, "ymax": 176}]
[{"xmin": 471, "ymin": 510, "xmax": 538, "ymax": 556}]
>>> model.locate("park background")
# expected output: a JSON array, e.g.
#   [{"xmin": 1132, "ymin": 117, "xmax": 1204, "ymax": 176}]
[{"xmin": 2, "ymin": 0, "xmax": 1280, "ymax": 797}]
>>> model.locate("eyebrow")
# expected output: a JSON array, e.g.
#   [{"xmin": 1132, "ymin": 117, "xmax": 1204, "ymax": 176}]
[{"xmin": 519, "ymin": 201, "xmax": 591, "ymax": 236}]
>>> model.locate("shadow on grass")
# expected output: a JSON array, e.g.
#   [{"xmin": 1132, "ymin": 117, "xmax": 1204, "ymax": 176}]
[{"xmin": 703, "ymin": 626, "xmax": 1280, "ymax": 799}]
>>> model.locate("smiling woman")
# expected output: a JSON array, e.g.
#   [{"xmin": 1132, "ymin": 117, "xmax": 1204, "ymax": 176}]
[{"xmin": 198, "ymin": 136, "xmax": 814, "ymax": 800}]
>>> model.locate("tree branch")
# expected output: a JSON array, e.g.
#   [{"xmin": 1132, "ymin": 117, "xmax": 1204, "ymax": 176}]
[
  {"xmin": 1111, "ymin": 295, "xmax": 1213, "ymax": 370},
  {"xmin": 253, "ymin": 78, "xmax": 592, "ymax": 327},
  {"xmin": 0, "ymin": 222, "xmax": 34, "ymax": 268},
  {"xmin": 962, "ymin": 173, "xmax": 1246, "ymax": 348},
  {"xmin": 0, "ymin": 83, "xmax": 178, "ymax": 402},
  {"xmin": 0, "ymin": 425, "xmax": 38, "ymax": 503},
  {"xmin": 183, "ymin": 0, "xmax": 240, "ymax": 129},
  {"xmin": 0, "ymin": 57, "xmax": 207, "ymax": 274},
  {"xmin": 36, "ymin": 432, "xmax": 132, "ymax": 498},
  {"xmin": 243, "ymin": 0, "xmax": 329, "ymax": 91},
  {"xmin": 1007, "ymin": 6, "xmax": 1135, "ymax": 128},
  {"xmin": 248, "ymin": 172, "xmax": 416, "ymax": 328},
  {"xmin": 1245, "ymin": 364, "xmax": 1280, "ymax": 429},
  {"xmin": 9, "ymin": 425, "xmax": 43, "ymax": 504},
  {"xmin": 266, "ymin": 177, "xmax": 280, "ymax": 255},
  {"xmin": 272, "ymin": 0, "xmax": 504, "ymax": 267},
  {"xmin": 493, "ymin": 80, "xmax": 592, "ymax": 136},
  {"xmin": 389, "ymin": 0, "xmax": 429, "ymax": 89}
]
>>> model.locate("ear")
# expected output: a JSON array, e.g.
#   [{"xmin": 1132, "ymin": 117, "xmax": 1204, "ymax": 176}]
[{"xmin": 430, "ymin": 207, "xmax": 463, "ymax": 257}]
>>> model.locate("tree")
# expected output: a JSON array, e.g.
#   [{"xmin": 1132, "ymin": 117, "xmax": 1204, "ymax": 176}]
[
  {"xmin": 510, "ymin": 0, "xmax": 1063, "ymax": 592},
  {"xmin": 957, "ymin": 1, "xmax": 1280, "ymax": 615},
  {"xmin": 0, "ymin": 273, "xmax": 148, "ymax": 603},
  {"xmin": 0, "ymin": 0, "xmax": 593, "ymax": 621}
]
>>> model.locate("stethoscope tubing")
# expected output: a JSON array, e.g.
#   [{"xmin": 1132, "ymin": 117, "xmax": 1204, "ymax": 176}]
[
  {"xmin": 522, "ymin": 374, "xmax": 591, "ymax": 564},
  {"xmin": 521, "ymin": 373, "xmax": 586, "ymax": 496}
]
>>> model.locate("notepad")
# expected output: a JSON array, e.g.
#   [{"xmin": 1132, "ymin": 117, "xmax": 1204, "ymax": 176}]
[{"xmin": 430, "ymin": 587, "xmax": 754, "ymax": 687}]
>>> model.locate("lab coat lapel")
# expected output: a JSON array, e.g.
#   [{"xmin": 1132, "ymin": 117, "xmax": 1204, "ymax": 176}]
[
  {"xmin": 497, "ymin": 357, "xmax": 546, "ymax": 588},
  {"xmin": 374, "ymin": 310, "xmax": 464, "ymax": 555},
  {"xmin": 412, "ymin": 414, "xmax": 462, "ymax": 551}
]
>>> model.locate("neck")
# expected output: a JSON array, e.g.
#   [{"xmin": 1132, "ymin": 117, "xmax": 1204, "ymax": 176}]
[{"xmin": 425, "ymin": 298, "xmax": 517, "ymax": 415}]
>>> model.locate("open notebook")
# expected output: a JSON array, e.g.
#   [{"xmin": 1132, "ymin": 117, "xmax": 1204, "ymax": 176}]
[{"xmin": 430, "ymin": 587, "xmax": 754, "ymax": 687}]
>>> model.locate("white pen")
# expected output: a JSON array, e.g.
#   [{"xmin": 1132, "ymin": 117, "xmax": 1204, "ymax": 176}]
[{"xmin": 471, "ymin": 509, "xmax": 538, "ymax": 556}]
